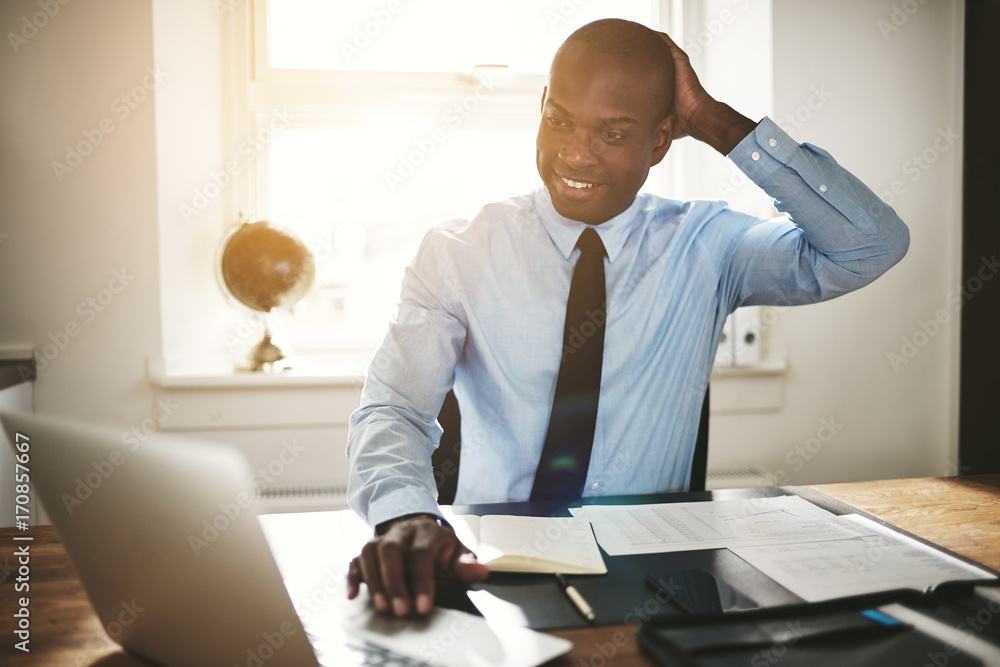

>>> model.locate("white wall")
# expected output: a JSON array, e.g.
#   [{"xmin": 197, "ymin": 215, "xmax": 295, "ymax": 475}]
[
  {"xmin": 706, "ymin": 0, "xmax": 965, "ymax": 484},
  {"xmin": 0, "ymin": 0, "xmax": 163, "ymax": 427},
  {"xmin": 152, "ymin": 0, "xmax": 233, "ymax": 371},
  {"xmin": 0, "ymin": 0, "xmax": 966, "ymax": 487}
]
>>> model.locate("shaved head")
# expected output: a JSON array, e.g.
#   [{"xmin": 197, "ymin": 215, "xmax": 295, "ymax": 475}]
[
  {"xmin": 553, "ymin": 19, "xmax": 676, "ymax": 120},
  {"xmin": 537, "ymin": 19, "xmax": 677, "ymax": 224}
]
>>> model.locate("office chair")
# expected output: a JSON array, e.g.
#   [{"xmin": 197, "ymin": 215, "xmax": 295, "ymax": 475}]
[{"xmin": 431, "ymin": 386, "xmax": 711, "ymax": 504}]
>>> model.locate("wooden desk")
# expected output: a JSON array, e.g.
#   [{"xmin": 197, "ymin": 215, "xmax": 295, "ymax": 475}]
[{"xmin": 2, "ymin": 475, "xmax": 999, "ymax": 667}]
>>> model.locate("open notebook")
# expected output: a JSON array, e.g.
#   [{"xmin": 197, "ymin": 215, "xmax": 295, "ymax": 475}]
[{"xmin": 447, "ymin": 514, "xmax": 607, "ymax": 575}]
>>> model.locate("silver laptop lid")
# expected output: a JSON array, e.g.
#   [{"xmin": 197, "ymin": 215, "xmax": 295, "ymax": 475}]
[{"xmin": 0, "ymin": 410, "xmax": 319, "ymax": 667}]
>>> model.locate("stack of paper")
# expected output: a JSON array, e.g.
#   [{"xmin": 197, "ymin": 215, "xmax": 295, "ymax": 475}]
[
  {"xmin": 569, "ymin": 495, "xmax": 997, "ymax": 600},
  {"xmin": 730, "ymin": 514, "xmax": 996, "ymax": 601},
  {"xmin": 569, "ymin": 495, "xmax": 863, "ymax": 555}
]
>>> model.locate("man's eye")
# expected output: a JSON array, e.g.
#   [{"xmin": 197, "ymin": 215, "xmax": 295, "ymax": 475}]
[
  {"xmin": 546, "ymin": 116, "xmax": 568, "ymax": 128},
  {"xmin": 603, "ymin": 130, "xmax": 625, "ymax": 142}
]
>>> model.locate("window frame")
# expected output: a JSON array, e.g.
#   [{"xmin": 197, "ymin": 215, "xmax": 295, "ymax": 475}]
[{"xmin": 229, "ymin": 0, "xmax": 697, "ymax": 354}]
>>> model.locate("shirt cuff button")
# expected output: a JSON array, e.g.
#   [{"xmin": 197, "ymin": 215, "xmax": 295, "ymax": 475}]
[
  {"xmin": 819, "ymin": 184, "xmax": 828, "ymax": 192},
  {"xmin": 590, "ymin": 481, "xmax": 599, "ymax": 490},
  {"xmin": 751, "ymin": 151, "xmax": 760, "ymax": 161},
  {"xmin": 768, "ymin": 138, "xmax": 777, "ymax": 147}
]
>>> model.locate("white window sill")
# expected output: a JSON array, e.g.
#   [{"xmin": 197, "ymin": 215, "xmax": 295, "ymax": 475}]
[
  {"xmin": 147, "ymin": 350, "xmax": 789, "ymax": 418},
  {"xmin": 710, "ymin": 353, "xmax": 789, "ymax": 414},
  {"xmin": 146, "ymin": 354, "xmax": 368, "ymax": 390},
  {"xmin": 711, "ymin": 355, "xmax": 788, "ymax": 378}
]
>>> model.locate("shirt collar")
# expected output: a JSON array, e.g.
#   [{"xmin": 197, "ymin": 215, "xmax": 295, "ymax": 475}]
[{"xmin": 534, "ymin": 188, "xmax": 640, "ymax": 263}]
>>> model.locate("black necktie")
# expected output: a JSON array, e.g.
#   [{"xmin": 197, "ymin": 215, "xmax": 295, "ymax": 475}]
[{"xmin": 530, "ymin": 227, "xmax": 607, "ymax": 501}]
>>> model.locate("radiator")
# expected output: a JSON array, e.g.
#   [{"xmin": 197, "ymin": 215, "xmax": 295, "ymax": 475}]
[
  {"xmin": 256, "ymin": 483, "xmax": 349, "ymax": 514},
  {"xmin": 706, "ymin": 465, "xmax": 773, "ymax": 490},
  {"xmin": 254, "ymin": 467, "xmax": 775, "ymax": 514}
]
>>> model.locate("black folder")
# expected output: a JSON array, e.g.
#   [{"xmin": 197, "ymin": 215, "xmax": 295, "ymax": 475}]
[
  {"xmin": 637, "ymin": 581, "xmax": 1000, "ymax": 667},
  {"xmin": 452, "ymin": 487, "xmax": 1000, "ymax": 633}
]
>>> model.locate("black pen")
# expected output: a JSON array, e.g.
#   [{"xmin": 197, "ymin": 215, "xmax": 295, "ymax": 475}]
[{"xmin": 555, "ymin": 573, "xmax": 595, "ymax": 623}]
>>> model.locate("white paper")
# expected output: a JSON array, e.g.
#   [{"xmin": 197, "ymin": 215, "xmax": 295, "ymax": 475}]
[
  {"xmin": 569, "ymin": 495, "xmax": 867, "ymax": 556},
  {"xmin": 730, "ymin": 514, "xmax": 997, "ymax": 602}
]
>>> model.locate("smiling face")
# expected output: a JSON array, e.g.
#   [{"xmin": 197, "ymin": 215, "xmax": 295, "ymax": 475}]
[{"xmin": 536, "ymin": 43, "xmax": 674, "ymax": 225}]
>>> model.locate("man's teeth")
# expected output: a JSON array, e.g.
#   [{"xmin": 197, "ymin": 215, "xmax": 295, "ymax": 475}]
[{"xmin": 562, "ymin": 177, "xmax": 595, "ymax": 189}]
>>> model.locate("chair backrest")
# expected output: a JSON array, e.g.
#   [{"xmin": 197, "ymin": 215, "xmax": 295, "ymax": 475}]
[
  {"xmin": 431, "ymin": 385, "xmax": 711, "ymax": 504},
  {"xmin": 432, "ymin": 390, "xmax": 463, "ymax": 505},
  {"xmin": 687, "ymin": 384, "xmax": 711, "ymax": 493}
]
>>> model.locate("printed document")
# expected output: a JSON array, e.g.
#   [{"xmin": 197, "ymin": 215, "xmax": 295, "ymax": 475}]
[
  {"xmin": 729, "ymin": 513, "xmax": 997, "ymax": 601},
  {"xmin": 569, "ymin": 495, "xmax": 868, "ymax": 556}
]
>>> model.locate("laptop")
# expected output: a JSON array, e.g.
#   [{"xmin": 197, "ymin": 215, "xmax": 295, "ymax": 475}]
[{"xmin": 0, "ymin": 410, "xmax": 572, "ymax": 667}]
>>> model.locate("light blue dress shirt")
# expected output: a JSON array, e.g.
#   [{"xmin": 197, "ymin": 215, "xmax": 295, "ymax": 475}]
[{"xmin": 347, "ymin": 117, "xmax": 909, "ymax": 528}]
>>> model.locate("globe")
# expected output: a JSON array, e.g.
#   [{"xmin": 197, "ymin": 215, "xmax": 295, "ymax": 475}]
[{"xmin": 217, "ymin": 212, "xmax": 316, "ymax": 371}]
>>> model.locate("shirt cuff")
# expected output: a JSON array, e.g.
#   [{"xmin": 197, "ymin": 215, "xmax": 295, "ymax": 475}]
[
  {"xmin": 727, "ymin": 116, "xmax": 881, "ymax": 235},
  {"xmin": 366, "ymin": 485, "xmax": 444, "ymax": 530},
  {"xmin": 727, "ymin": 116, "xmax": 796, "ymax": 183}
]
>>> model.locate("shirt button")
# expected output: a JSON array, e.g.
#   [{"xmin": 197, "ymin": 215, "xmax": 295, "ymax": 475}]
[
  {"xmin": 819, "ymin": 184, "xmax": 828, "ymax": 192},
  {"xmin": 768, "ymin": 138, "xmax": 777, "ymax": 147},
  {"xmin": 590, "ymin": 481, "xmax": 599, "ymax": 490},
  {"xmin": 751, "ymin": 151, "xmax": 760, "ymax": 161}
]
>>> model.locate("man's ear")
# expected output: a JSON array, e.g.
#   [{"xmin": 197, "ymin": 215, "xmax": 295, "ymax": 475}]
[
  {"xmin": 539, "ymin": 86, "xmax": 548, "ymax": 114},
  {"xmin": 650, "ymin": 114, "xmax": 675, "ymax": 166}
]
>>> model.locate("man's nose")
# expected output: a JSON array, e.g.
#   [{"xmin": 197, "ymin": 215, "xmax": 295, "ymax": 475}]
[{"xmin": 558, "ymin": 131, "xmax": 601, "ymax": 169}]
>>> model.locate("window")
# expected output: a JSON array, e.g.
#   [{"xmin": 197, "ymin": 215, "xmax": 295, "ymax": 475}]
[{"xmin": 235, "ymin": 0, "xmax": 668, "ymax": 352}]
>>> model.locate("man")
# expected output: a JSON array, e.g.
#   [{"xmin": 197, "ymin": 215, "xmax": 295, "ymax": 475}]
[{"xmin": 346, "ymin": 19, "xmax": 909, "ymax": 617}]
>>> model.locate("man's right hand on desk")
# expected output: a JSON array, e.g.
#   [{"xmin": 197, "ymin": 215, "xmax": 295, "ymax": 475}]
[{"xmin": 346, "ymin": 513, "xmax": 490, "ymax": 616}]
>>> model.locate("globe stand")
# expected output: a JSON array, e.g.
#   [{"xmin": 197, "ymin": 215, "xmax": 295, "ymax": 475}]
[{"xmin": 244, "ymin": 328, "xmax": 293, "ymax": 373}]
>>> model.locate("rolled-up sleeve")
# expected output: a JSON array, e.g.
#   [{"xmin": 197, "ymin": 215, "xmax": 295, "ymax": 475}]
[
  {"xmin": 723, "ymin": 117, "xmax": 910, "ymax": 308},
  {"xmin": 346, "ymin": 228, "xmax": 467, "ymax": 528}
]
